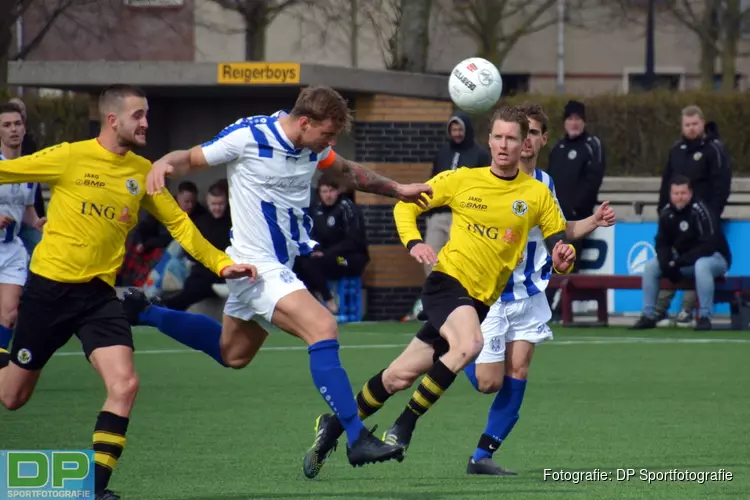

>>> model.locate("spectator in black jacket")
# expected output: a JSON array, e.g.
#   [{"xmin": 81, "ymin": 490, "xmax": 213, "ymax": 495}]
[
  {"xmin": 546, "ymin": 100, "xmax": 605, "ymax": 321},
  {"xmin": 632, "ymin": 175, "xmax": 730, "ymax": 331},
  {"xmin": 547, "ymin": 100, "xmax": 605, "ymax": 222},
  {"xmin": 654, "ymin": 109, "xmax": 731, "ymax": 326},
  {"xmin": 658, "ymin": 106, "xmax": 731, "ymax": 217},
  {"xmin": 161, "ymin": 180, "xmax": 232, "ymax": 311},
  {"xmin": 294, "ymin": 178, "xmax": 369, "ymax": 314}
]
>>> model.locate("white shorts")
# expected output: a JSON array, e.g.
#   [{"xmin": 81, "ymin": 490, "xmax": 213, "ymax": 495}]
[
  {"xmin": 223, "ymin": 259, "xmax": 306, "ymax": 325},
  {"xmin": 0, "ymin": 239, "xmax": 28, "ymax": 286},
  {"xmin": 476, "ymin": 292, "xmax": 554, "ymax": 365}
]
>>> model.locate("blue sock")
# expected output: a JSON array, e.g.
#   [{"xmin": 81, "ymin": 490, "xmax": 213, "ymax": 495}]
[
  {"xmin": 464, "ymin": 362, "xmax": 479, "ymax": 391},
  {"xmin": 308, "ymin": 339, "xmax": 366, "ymax": 446},
  {"xmin": 472, "ymin": 376, "xmax": 527, "ymax": 462},
  {"xmin": 0, "ymin": 324, "xmax": 12, "ymax": 350},
  {"xmin": 139, "ymin": 306, "xmax": 226, "ymax": 367}
]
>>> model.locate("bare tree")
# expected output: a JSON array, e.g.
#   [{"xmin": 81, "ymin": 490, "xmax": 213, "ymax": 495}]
[
  {"xmin": 293, "ymin": 0, "xmax": 365, "ymax": 67},
  {"xmin": 210, "ymin": 0, "xmax": 304, "ymax": 61},
  {"xmin": 392, "ymin": 0, "xmax": 431, "ymax": 72},
  {"xmin": 0, "ymin": 0, "xmax": 89, "ymax": 86},
  {"xmin": 445, "ymin": 0, "xmax": 559, "ymax": 67}
]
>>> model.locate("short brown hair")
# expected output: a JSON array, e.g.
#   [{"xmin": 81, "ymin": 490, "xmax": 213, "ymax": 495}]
[
  {"xmin": 290, "ymin": 85, "xmax": 352, "ymax": 132},
  {"xmin": 681, "ymin": 105, "xmax": 704, "ymax": 119},
  {"xmin": 489, "ymin": 106, "xmax": 529, "ymax": 139},
  {"xmin": 98, "ymin": 84, "xmax": 146, "ymax": 117},
  {"xmin": 516, "ymin": 102, "xmax": 549, "ymax": 133}
]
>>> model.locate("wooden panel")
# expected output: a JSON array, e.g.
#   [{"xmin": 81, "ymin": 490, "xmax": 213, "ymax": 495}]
[
  {"xmin": 355, "ymin": 94, "xmax": 453, "ymax": 123},
  {"xmin": 363, "ymin": 245, "xmax": 426, "ymax": 288}
]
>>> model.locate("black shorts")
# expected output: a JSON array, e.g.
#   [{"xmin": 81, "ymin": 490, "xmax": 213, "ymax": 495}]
[
  {"xmin": 10, "ymin": 272, "xmax": 133, "ymax": 371},
  {"xmin": 415, "ymin": 271, "xmax": 490, "ymax": 361}
]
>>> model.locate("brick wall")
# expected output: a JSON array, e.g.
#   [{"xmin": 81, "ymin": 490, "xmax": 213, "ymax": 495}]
[{"xmin": 354, "ymin": 94, "xmax": 453, "ymax": 321}]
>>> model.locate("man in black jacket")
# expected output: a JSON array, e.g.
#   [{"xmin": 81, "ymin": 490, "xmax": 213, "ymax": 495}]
[
  {"xmin": 294, "ymin": 178, "xmax": 369, "ymax": 314},
  {"xmin": 658, "ymin": 107, "xmax": 730, "ymax": 216},
  {"xmin": 654, "ymin": 109, "xmax": 731, "ymax": 326},
  {"xmin": 547, "ymin": 100, "xmax": 605, "ymax": 222},
  {"xmin": 545, "ymin": 100, "xmax": 605, "ymax": 320},
  {"xmin": 632, "ymin": 175, "xmax": 731, "ymax": 331}
]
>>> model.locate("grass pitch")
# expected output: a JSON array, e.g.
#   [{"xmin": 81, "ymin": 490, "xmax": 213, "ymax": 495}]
[{"xmin": 4, "ymin": 322, "xmax": 749, "ymax": 499}]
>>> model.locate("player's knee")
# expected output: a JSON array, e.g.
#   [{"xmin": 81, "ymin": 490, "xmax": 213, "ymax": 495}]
[
  {"xmin": 476, "ymin": 377, "xmax": 502, "ymax": 394},
  {"xmin": 223, "ymin": 355, "xmax": 251, "ymax": 370},
  {"xmin": 507, "ymin": 365, "xmax": 529, "ymax": 381},
  {"xmin": 0, "ymin": 307, "xmax": 17, "ymax": 328},
  {"xmin": 306, "ymin": 313, "xmax": 338, "ymax": 344},
  {"xmin": 381, "ymin": 365, "xmax": 416, "ymax": 394},
  {"xmin": 106, "ymin": 373, "xmax": 139, "ymax": 405},
  {"xmin": 0, "ymin": 389, "xmax": 29, "ymax": 411},
  {"xmin": 449, "ymin": 334, "xmax": 483, "ymax": 362}
]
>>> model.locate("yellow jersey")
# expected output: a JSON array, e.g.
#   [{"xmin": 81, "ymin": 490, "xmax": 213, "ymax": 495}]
[
  {"xmin": 394, "ymin": 167, "xmax": 567, "ymax": 305},
  {"xmin": 0, "ymin": 139, "xmax": 234, "ymax": 286}
]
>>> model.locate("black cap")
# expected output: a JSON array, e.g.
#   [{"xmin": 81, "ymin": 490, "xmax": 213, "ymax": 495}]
[{"xmin": 564, "ymin": 100, "xmax": 586, "ymax": 121}]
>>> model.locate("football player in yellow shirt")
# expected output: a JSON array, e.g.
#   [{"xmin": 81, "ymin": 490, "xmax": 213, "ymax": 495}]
[
  {"xmin": 0, "ymin": 85, "xmax": 255, "ymax": 500},
  {"xmin": 303, "ymin": 106, "xmax": 576, "ymax": 478}
]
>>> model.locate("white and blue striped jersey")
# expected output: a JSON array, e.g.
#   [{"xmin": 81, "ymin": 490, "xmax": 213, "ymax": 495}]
[
  {"xmin": 499, "ymin": 168, "xmax": 564, "ymax": 302},
  {"xmin": 200, "ymin": 111, "xmax": 334, "ymax": 267},
  {"xmin": 0, "ymin": 154, "xmax": 36, "ymax": 244}
]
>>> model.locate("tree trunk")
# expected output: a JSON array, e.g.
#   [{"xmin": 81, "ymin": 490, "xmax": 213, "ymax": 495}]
[
  {"xmin": 699, "ymin": 0, "xmax": 719, "ymax": 90},
  {"xmin": 395, "ymin": 0, "xmax": 431, "ymax": 72},
  {"xmin": 243, "ymin": 2, "xmax": 268, "ymax": 61},
  {"xmin": 349, "ymin": 0, "xmax": 358, "ymax": 67},
  {"xmin": 722, "ymin": 0, "xmax": 740, "ymax": 90}
]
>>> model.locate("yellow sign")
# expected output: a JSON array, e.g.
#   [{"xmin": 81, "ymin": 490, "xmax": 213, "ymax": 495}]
[{"xmin": 217, "ymin": 63, "xmax": 301, "ymax": 85}]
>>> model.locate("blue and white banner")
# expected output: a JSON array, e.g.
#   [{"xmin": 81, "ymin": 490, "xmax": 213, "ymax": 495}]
[{"xmin": 574, "ymin": 221, "xmax": 750, "ymax": 314}]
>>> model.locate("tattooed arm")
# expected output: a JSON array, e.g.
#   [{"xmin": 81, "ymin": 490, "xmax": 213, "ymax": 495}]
[{"xmin": 325, "ymin": 154, "xmax": 432, "ymax": 207}]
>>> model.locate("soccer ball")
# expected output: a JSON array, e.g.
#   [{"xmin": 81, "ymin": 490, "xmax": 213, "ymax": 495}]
[{"xmin": 448, "ymin": 57, "xmax": 503, "ymax": 114}]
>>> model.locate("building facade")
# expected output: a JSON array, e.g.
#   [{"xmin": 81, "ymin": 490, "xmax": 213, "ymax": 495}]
[{"xmin": 21, "ymin": 0, "xmax": 750, "ymax": 94}]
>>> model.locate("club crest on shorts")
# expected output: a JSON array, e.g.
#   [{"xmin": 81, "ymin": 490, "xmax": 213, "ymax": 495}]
[
  {"xmin": 17, "ymin": 348, "xmax": 32, "ymax": 365},
  {"xmin": 125, "ymin": 179, "xmax": 140, "ymax": 196},
  {"xmin": 280, "ymin": 269, "xmax": 295, "ymax": 284},
  {"xmin": 490, "ymin": 336, "xmax": 502, "ymax": 353},
  {"xmin": 512, "ymin": 200, "xmax": 528, "ymax": 216}
]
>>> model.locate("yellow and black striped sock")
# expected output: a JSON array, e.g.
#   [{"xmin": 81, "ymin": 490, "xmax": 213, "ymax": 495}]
[
  {"xmin": 396, "ymin": 359, "xmax": 457, "ymax": 428},
  {"xmin": 93, "ymin": 411, "xmax": 129, "ymax": 493},
  {"xmin": 355, "ymin": 369, "xmax": 391, "ymax": 419},
  {"xmin": 0, "ymin": 348, "xmax": 9, "ymax": 369}
]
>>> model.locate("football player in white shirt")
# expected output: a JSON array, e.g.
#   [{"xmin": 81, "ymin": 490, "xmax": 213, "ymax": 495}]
[
  {"xmin": 303, "ymin": 103, "xmax": 615, "ymax": 478},
  {"xmin": 0, "ymin": 103, "xmax": 45, "ymax": 354},
  {"xmin": 123, "ymin": 86, "xmax": 432, "ymax": 470}
]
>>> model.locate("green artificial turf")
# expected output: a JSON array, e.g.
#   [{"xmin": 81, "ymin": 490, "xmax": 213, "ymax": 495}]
[{"xmin": 3, "ymin": 322, "xmax": 748, "ymax": 499}]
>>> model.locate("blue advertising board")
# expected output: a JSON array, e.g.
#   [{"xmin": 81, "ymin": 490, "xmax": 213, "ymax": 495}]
[{"xmin": 610, "ymin": 221, "xmax": 750, "ymax": 314}]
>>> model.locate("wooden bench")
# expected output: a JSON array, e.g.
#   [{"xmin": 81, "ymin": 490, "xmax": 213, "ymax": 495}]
[
  {"xmin": 597, "ymin": 177, "xmax": 750, "ymax": 220},
  {"xmin": 547, "ymin": 274, "xmax": 750, "ymax": 327}
]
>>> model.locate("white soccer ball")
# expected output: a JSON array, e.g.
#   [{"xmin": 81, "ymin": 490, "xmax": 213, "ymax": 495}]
[{"xmin": 448, "ymin": 57, "xmax": 503, "ymax": 114}]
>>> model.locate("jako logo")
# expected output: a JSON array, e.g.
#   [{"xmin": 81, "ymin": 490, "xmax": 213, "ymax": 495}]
[{"xmin": 627, "ymin": 241, "xmax": 655, "ymax": 275}]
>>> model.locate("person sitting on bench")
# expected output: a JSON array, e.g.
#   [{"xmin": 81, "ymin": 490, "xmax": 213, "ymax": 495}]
[
  {"xmin": 294, "ymin": 177, "xmax": 369, "ymax": 314},
  {"xmin": 632, "ymin": 175, "xmax": 731, "ymax": 331}
]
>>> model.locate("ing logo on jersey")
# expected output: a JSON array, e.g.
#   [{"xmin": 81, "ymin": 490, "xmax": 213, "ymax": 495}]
[{"xmin": 512, "ymin": 200, "xmax": 528, "ymax": 216}]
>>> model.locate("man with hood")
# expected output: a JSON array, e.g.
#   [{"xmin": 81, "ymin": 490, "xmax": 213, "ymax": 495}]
[{"xmin": 404, "ymin": 111, "xmax": 490, "ymax": 321}]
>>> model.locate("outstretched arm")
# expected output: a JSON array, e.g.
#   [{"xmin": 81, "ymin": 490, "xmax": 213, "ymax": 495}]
[
  {"xmin": 565, "ymin": 201, "xmax": 616, "ymax": 240},
  {"xmin": 325, "ymin": 154, "xmax": 432, "ymax": 206}
]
